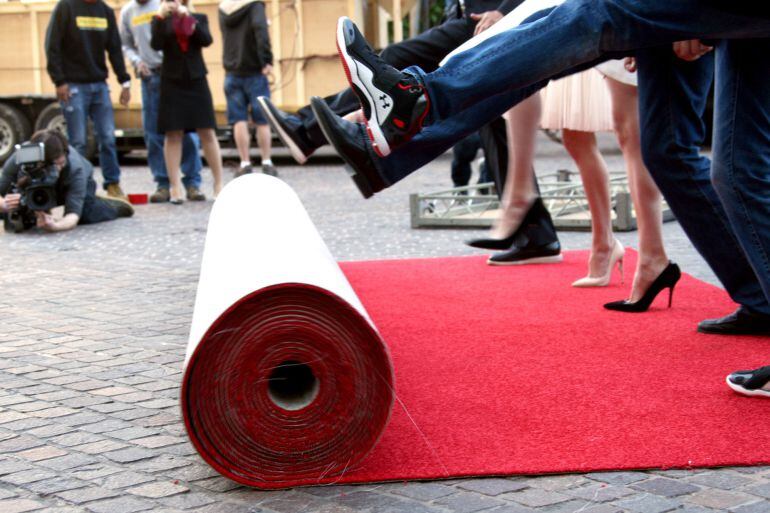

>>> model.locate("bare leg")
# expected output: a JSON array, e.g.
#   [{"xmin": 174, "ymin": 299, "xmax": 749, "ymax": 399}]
[
  {"xmin": 197, "ymin": 128, "xmax": 224, "ymax": 196},
  {"xmin": 256, "ymin": 124, "xmax": 272, "ymax": 163},
  {"xmin": 233, "ymin": 121, "xmax": 251, "ymax": 164},
  {"xmin": 606, "ymin": 77, "xmax": 668, "ymax": 301},
  {"xmin": 490, "ymin": 94, "xmax": 542, "ymax": 238},
  {"xmin": 562, "ymin": 129, "xmax": 618, "ymax": 280},
  {"xmin": 164, "ymin": 130, "xmax": 184, "ymax": 201}
]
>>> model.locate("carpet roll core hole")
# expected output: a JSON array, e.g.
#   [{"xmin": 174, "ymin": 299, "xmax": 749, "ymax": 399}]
[{"xmin": 267, "ymin": 360, "xmax": 320, "ymax": 411}]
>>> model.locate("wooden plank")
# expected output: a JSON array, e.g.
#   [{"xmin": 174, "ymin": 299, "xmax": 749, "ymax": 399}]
[{"xmin": 392, "ymin": 0, "xmax": 402, "ymax": 42}]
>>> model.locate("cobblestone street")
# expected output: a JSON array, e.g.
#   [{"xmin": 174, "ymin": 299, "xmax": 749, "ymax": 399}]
[{"xmin": 0, "ymin": 135, "xmax": 768, "ymax": 513}]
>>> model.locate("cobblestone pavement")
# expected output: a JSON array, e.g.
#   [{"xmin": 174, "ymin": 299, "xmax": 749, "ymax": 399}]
[{"xmin": 0, "ymin": 135, "xmax": 767, "ymax": 513}]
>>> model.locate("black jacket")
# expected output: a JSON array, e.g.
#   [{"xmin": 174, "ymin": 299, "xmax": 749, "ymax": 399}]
[
  {"xmin": 44, "ymin": 0, "xmax": 130, "ymax": 86},
  {"xmin": 219, "ymin": 1, "xmax": 273, "ymax": 75},
  {"xmin": 150, "ymin": 13, "xmax": 213, "ymax": 81}
]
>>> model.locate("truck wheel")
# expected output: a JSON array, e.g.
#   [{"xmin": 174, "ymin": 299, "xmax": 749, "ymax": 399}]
[
  {"xmin": 0, "ymin": 103, "xmax": 32, "ymax": 163},
  {"xmin": 35, "ymin": 103, "xmax": 97, "ymax": 160}
]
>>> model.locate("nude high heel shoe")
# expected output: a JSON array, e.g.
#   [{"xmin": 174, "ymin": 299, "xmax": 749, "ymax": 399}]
[{"xmin": 572, "ymin": 239, "xmax": 625, "ymax": 288}]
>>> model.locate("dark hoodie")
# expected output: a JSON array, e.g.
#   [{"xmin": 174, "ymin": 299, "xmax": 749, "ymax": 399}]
[{"xmin": 219, "ymin": 0, "xmax": 273, "ymax": 75}]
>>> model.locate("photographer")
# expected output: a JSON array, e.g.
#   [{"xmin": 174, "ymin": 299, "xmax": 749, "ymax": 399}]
[{"xmin": 0, "ymin": 130, "xmax": 134, "ymax": 233}]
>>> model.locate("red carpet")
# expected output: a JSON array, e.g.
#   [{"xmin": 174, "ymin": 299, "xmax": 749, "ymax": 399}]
[{"xmin": 326, "ymin": 250, "xmax": 770, "ymax": 484}]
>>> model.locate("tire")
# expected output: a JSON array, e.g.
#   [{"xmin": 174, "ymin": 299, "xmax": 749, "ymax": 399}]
[
  {"xmin": 0, "ymin": 103, "xmax": 32, "ymax": 164},
  {"xmin": 35, "ymin": 102, "xmax": 97, "ymax": 160}
]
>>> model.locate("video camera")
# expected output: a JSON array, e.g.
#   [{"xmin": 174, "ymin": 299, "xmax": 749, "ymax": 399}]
[{"xmin": 3, "ymin": 142, "xmax": 59, "ymax": 233}]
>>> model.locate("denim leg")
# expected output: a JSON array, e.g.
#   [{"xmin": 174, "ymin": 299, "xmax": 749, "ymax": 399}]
[
  {"xmin": 141, "ymin": 75, "xmax": 169, "ymax": 188},
  {"xmin": 411, "ymin": 0, "xmax": 770, "ymax": 122},
  {"xmin": 375, "ymin": 80, "xmax": 547, "ymax": 184},
  {"xmin": 181, "ymin": 133, "xmax": 203, "ymax": 189},
  {"xmin": 636, "ymin": 46, "xmax": 770, "ymax": 315},
  {"xmin": 61, "ymin": 84, "xmax": 88, "ymax": 158},
  {"xmin": 710, "ymin": 39, "xmax": 770, "ymax": 307},
  {"xmin": 89, "ymin": 83, "xmax": 121, "ymax": 186}
]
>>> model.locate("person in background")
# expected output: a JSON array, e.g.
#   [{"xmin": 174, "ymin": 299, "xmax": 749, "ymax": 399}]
[
  {"xmin": 120, "ymin": 0, "xmax": 206, "ymax": 203},
  {"xmin": 219, "ymin": 0, "xmax": 277, "ymax": 177},
  {"xmin": 45, "ymin": 0, "xmax": 131, "ymax": 200},
  {"xmin": 0, "ymin": 130, "xmax": 133, "ymax": 233},
  {"xmin": 151, "ymin": 0, "xmax": 224, "ymax": 204}
]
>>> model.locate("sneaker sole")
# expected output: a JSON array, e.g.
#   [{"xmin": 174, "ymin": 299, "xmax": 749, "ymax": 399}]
[
  {"xmin": 336, "ymin": 17, "xmax": 392, "ymax": 157},
  {"xmin": 486, "ymin": 254, "xmax": 564, "ymax": 266},
  {"xmin": 257, "ymin": 96, "xmax": 309, "ymax": 165},
  {"xmin": 726, "ymin": 376, "xmax": 770, "ymax": 398}
]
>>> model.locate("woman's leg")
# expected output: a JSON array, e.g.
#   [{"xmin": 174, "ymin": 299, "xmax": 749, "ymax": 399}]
[
  {"xmin": 606, "ymin": 76, "xmax": 669, "ymax": 302},
  {"xmin": 196, "ymin": 128, "xmax": 224, "ymax": 196},
  {"xmin": 489, "ymin": 94, "xmax": 541, "ymax": 239},
  {"xmin": 562, "ymin": 129, "xmax": 617, "ymax": 279},
  {"xmin": 163, "ymin": 130, "xmax": 184, "ymax": 201}
]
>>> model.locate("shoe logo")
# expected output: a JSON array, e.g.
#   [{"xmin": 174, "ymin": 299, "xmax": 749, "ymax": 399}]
[{"xmin": 379, "ymin": 94, "xmax": 391, "ymax": 109}]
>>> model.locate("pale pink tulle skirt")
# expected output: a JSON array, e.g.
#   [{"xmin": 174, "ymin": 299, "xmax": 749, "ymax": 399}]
[{"xmin": 540, "ymin": 68, "xmax": 614, "ymax": 132}]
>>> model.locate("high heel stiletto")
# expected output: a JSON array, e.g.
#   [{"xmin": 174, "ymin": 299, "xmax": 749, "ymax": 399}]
[
  {"xmin": 603, "ymin": 262, "xmax": 681, "ymax": 313},
  {"xmin": 466, "ymin": 198, "xmax": 540, "ymax": 250},
  {"xmin": 572, "ymin": 239, "xmax": 625, "ymax": 287}
]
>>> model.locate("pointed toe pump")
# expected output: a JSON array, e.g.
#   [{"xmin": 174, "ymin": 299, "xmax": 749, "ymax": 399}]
[{"xmin": 604, "ymin": 262, "xmax": 681, "ymax": 313}]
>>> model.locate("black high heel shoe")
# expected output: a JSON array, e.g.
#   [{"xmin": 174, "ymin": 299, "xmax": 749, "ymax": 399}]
[
  {"xmin": 466, "ymin": 198, "xmax": 542, "ymax": 250},
  {"xmin": 603, "ymin": 262, "xmax": 681, "ymax": 313}
]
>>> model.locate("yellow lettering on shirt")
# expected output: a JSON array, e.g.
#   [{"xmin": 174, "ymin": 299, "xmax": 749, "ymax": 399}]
[
  {"xmin": 131, "ymin": 12, "xmax": 156, "ymax": 27},
  {"xmin": 76, "ymin": 16, "xmax": 108, "ymax": 30}
]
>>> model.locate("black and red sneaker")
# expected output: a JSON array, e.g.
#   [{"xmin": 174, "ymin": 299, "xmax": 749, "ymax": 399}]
[{"xmin": 336, "ymin": 16, "xmax": 429, "ymax": 157}]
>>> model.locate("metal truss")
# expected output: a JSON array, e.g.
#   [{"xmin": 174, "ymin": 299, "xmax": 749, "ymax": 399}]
[{"xmin": 409, "ymin": 170, "xmax": 674, "ymax": 231}]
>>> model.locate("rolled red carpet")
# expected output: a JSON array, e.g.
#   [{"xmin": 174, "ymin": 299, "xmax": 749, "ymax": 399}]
[{"xmin": 182, "ymin": 176, "xmax": 393, "ymax": 488}]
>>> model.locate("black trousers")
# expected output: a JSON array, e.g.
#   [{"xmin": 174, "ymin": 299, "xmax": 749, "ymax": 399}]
[{"xmin": 296, "ymin": 18, "xmax": 512, "ymax": 195}]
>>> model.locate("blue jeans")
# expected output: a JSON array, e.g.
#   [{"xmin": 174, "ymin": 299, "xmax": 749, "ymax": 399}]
[
  {"xmin": 373, "ymin": 0, "xmax": 770, "ymax": 184},
  {"xmin": 643, "ymin": 40, "xmax": 770, "ymax": 316},
  {"xmin": 224, "ymin": 74, "xmax": 270, "ymax": 125},
  {"xmin": 141, "ymin": 74, "xmax": 202, "ymax": 189},
  {"xmin": 61, "ymin": 82, "xmax": 122, "ymax": 187}
]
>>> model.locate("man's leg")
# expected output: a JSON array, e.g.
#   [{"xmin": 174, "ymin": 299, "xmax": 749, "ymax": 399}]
[
  {"xmin": 89, "ymin": 82, "xmax": 122, "ymax": 190},
  {"xmin": 141, "ymin": 74, "xmax": 171, "ymax": 200},
  {"xmin": 225, "ymin": 74, "xmax": 253, "ymax": 175},
  {"xmin": 272, "ymin": 18, "xmax": 474, "ymax": 153},
  {"xmin": 250, "ymin": 75, "xmax": 277, "ymax": 176},
  {"xmin": 636, "ymin": 45, "xmax": 770, "ymax": 320},
  {"xmin": 412, "ymin": 0, "xmax": 770, "ymax": 124},
  {"xmin": 710, "ymin": 39, "xmax": 770, "ymax": 306},
  {"xmin": 325, "ymin": 0, "xmax": 770, "ymax": 188},
  {"xmin": 60, "ymin": 84, "xmax": 88, "ymax": 160}
]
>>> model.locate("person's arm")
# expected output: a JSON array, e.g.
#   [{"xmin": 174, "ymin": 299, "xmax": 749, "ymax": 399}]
[
  {"xmin": 36, "ymin": 211, "xmax": 79, "ymax": 232},
  {"xmin": 45, "ymin": 1, "xmax": 71, "ymax": 102},
  {"xmin": 106, "ymin": 8, "xmax": 131, "ymax": 85},
  {"xmin": 120, "ymin": 7, "xmax": 142, "ymax": 69},
  {"xmin": 105, "ymin": 7, "xmax": 131, "ymax": 106},
  {"xmin": 251, "ymin": 2, "xmax": 273, "ymax": 70},
  {"xmin": 190, "ymin": 13, "xmax": 213, "ymax": 47}
]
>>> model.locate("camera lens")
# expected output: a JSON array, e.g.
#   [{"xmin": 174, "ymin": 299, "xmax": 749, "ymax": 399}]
[{"xmin": 30, "ymin": 189, "xmax": 50, "ymax": 209}]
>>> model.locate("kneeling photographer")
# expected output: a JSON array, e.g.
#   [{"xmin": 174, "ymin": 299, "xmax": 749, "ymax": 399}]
[{"xmin": 0, "ymin": 130, "xmax": 133, "ymax": 233}]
